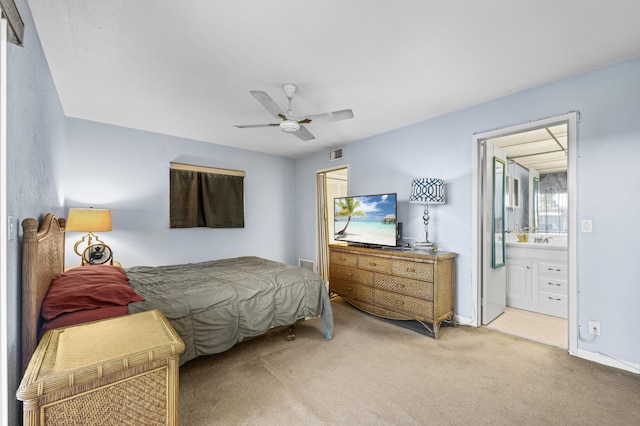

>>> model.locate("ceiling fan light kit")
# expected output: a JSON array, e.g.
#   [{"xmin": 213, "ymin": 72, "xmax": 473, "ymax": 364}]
[
  {"xmin": 234, "ymin": 82, "xmax": 354, "ymax": 141},
  {"xmin": 280, "ymin": 120, "xmax": 300, "ymax": 133}
]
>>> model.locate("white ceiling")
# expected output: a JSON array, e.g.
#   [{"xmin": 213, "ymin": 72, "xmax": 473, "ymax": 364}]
[{"xmin": 27, "ymin": 1, "xmax": 640, "ymax": 158}]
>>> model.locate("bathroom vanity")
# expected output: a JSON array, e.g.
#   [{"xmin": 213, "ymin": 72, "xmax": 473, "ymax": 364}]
[{"xmin": 505, "ymin": 240, "xmax": 568, "ymax": 318}]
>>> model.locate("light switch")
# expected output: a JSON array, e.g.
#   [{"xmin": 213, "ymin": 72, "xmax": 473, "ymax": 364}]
[{"xmin": 8, "ymin": 215, "xmax": 15, "ymax": 241}]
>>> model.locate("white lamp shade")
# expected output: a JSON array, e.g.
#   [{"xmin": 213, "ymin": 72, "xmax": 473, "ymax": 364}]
[
  {"xmin": 66, "ymin": 208, "xmax": 112, "ymax": 232},
  {"xmin": 409, "ymin": 178, "xmax": 445, "ymax": 205}
]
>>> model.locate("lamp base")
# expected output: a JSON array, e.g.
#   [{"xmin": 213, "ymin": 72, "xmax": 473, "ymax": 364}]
[{"xmin": 413, "ymin": 241, "xmax": 434, "ymax": 249}]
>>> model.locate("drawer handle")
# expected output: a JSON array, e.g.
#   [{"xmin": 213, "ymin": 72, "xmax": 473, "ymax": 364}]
[
  {"xmin": 548, "ymin": 268, "xmax": 562, "ymax": 272},
  {"xmin": 346, "ymin": 287, "xmax": 353, "ymax": 292},
  {"xmin": 369, "ymin": 262, "xmax": 377, "ymax": 266},
  {"xmin": 406, "ymin": 268, "xmax": 416, "ymax": 273},
  {"xmin": 397, "ymin": 284, "xmax": 405, "ymax": 289},
  {"xmin": 548, "ymin": 296, "xmax": 562, "ymax": 301},
  {"xmin": 548, "ymin": 282, "xmax": 561, "ymax": 286},
  {"xmin": 345, "ymin": 272, "xmax": 353, "ymax": 277},
  {"xmin": 340, "ymin": 257, "xmax": 347, "ymax": 261},
  {"xmin": 395, "ymin": 300, "xmax": 405, "ymax": 305}
]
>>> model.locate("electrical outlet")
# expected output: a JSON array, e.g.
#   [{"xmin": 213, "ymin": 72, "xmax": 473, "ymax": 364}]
[
  {"xmin": 581, "ymin": 219, "xmax": 593, "ymax": 233},
  {"xmin": 588, "ymin": 320, "xmax": 601, "ymax": 336}
]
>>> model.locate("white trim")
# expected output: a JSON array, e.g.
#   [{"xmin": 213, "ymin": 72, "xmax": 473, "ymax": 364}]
[
  {"xmin": 454, "ymin": 314, "xmax": 475, "ymax": 326},
  {"xmin": 471, "ymin": 113, "xmax": 578, "ymax": 356},
  {"xmin": 576, "ymin": 349, "xmax": 640, "ymax": 375},
  {"xmin": 566, "ymin": 113, "xmax": 578, "ymax": 356},
  {"xmin": 0, "ymin": 16, "xmax": 9, "ymax": 426}
]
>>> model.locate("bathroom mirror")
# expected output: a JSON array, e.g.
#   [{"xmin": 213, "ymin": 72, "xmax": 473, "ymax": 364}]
[
  {"xmin": 532, "ymin": 176, "xmax": 539, "ymax": 230},
  {"xmin": 492, "ymin": 157, "xmax": 506, "ymax": 268}
]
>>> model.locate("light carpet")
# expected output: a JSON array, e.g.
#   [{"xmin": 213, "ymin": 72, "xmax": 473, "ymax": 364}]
[{"xmin": 179, "ymin": 297, "xmax": 640, "ymax": 425}]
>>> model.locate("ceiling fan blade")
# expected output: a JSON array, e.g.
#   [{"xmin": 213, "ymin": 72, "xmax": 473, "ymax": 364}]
[
  {"xmin": 294, "ymin": 125, "xmax": 315, "ymax": 141},
  {"xmin": 234, "ymin": 123, "xmax": 279, "ymax": 128},
  {"xmin": 300, "ymin": 109, "xmax": 354, "ymax": 124},
  {"xmin": 250, "ymin": 90, "xmax": 285, "ymax": 119}
]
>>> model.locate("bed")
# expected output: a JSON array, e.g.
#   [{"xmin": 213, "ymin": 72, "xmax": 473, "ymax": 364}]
[{"xmin": 21, "ymin": 213, "xmax": 333, "ymax": 370}]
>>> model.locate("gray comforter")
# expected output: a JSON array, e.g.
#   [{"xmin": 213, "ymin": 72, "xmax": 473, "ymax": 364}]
[{"xmin": 126, "ymin": 256, "xmax": 333, "ymax": 364}]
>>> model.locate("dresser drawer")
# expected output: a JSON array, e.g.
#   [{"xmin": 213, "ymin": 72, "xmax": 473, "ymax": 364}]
[
  {"xmin": 358, "ymin": 254, "xmax": 391, "ymax": 273},
  {"xmin": 390, "ymin": 259, "xmax": 433, "ymax": 282},
  {"xmin": 330, "ymin": 250, "xmax": 358, "ymax": 268},
  {"xmin": 330, "ymin": 279, "xmax": 372, "ymax": 303},
  {"xmin": 373, "ymin": 289, "xmax": 434, "ymax": 321},
  {"xmin": 330, "ymin": 264, "xmax": 373, "ymax": 285},
  {"xmin": 374, "ymin": 274, "xmax": 433, "ymax": 300}
]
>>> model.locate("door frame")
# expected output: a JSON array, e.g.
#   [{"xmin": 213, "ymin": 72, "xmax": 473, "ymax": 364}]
[
  {"xmin": 315, "ymin": 165, "xmax": 349, "ymax": 281},
  {"xmin": 471, "ymin": 112, "xmax": 578, "ymax": 355}
]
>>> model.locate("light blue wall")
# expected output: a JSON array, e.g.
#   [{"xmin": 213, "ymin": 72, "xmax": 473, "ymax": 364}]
[
  {"xmin": 6, "ymin": 0, "xmax": 67, "ymax": 422},
  {"xmin": 297, "ymin": 56, "xmax": 640, "ymax": 368},
  {"xmin": 63, "ymin": 118, "xmax": 298, "ymax": 268},
  {"xmin": 6, "ymin": 3, "xmax": 640, "ymax": 422}
]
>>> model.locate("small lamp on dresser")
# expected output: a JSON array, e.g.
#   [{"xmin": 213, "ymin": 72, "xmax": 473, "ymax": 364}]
[
  {"xmin": 66, "ymin": 207, "xmax": 113, "ymax": 265},
  {"xmin": 409, "ymin": 178, "xmax": 445, "ymax": 249}
]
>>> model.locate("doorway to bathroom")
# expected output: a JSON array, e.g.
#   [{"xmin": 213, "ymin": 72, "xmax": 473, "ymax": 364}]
[{"xmin": 471, "ymin": 112, "xmax": 578, "ymax": 354}]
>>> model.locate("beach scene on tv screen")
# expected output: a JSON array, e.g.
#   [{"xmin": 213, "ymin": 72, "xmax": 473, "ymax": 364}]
[{"xmin": 334, "ymin": 193, "xmax": 397, "ymax": 246}]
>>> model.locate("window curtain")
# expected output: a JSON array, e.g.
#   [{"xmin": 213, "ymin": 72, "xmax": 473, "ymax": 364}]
[
  {"xmin": 170, "ymin": 167, "xmax": 245, "ymax": 228},
  {"xmin": 316, "ymin": 173, "xmax": 329, "ymax": 282}
]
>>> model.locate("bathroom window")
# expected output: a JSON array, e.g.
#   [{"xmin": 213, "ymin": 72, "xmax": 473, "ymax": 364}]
[{"xmin": 538, "ymin": 172, "xmax": 567, "ymax": 233}]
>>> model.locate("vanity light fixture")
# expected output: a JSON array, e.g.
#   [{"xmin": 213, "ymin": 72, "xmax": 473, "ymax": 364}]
[{"xmin": 409, "ymin": 178, "xmax": 445, "ymax": 249}]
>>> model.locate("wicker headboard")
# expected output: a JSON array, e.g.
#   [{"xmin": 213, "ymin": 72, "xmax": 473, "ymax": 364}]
[{"xmin": 21, "ymin": 213, "xmax": 66, "ymax": 372}]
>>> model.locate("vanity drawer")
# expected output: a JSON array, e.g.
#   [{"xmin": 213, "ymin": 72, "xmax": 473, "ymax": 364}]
[
  {"xmin": 537, "ymin": 290, "xmax": 568, "ymax": 318},
  {"xmin": 330, "ymin": 251, "xmax": 358, "ymax": 268},
  {"xmin": 538, "ymin": 262, "xmax": 567, "ymax": 277},
  {"xmin": 390, "ymin": 259, "xmax": 434, "ymax": 282},
  {"xmin": 538, "ymin": 276, "xmax": 567, "ymax": 295},
  {"xmin": 330, "ymin": 264, "xmax": 372, "ymax": 286},
  {"xmin": 374, "ymin": 274, "xmax": 433, "ymax": 300},
  {"xmin": 358, "ymin": 254, "xmax": 391, "ymax": 273}
]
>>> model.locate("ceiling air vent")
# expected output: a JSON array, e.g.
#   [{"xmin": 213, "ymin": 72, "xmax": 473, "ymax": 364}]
[{"xmin": 329, "ymin": 147, "xmax": 343, "ymax": 162}]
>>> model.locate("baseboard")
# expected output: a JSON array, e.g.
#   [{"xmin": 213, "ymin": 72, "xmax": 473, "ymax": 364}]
[
  {"xmin": 455, "ymin": 314, "xmax": 475, "ymax": 326},
  {"xmin": 576, "ymin": 348, "xmax": 640, "ymax": 374}
]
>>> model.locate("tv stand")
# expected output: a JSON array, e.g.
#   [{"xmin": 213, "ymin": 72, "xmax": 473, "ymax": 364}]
[{"xmin": 328, "ymin": 244, "xmax": 456, "ymax": 338}]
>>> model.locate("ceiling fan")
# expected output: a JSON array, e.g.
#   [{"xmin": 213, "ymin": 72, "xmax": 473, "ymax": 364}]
[{"xmin": 234, "ymin": 83, "xmax": 354, "ymax": 141}]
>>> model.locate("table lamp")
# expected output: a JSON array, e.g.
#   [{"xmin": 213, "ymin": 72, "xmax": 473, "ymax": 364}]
[
  {"xmin": 409, "ymin": 178, "xmax": 445, "ymax": 249},
  {"xmin": 66, "ymin": 208, "xmax": 112, "ymax": 264}
]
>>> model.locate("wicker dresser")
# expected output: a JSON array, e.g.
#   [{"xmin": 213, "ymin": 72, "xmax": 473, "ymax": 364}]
[
  {"xmin": 329, "ymin": 244, "xmax": 456, "ymax": 338},
  {"xmin": 17, "ymin": 310, "xmax": 185, "ymax": 425}
]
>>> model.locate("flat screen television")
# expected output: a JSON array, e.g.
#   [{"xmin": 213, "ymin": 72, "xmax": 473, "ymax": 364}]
[{"xmin": 334, "ymin": 193, "xmax": 397, "ymax": 247}]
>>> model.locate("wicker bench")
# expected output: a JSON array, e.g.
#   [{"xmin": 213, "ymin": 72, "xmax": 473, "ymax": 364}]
[{"xmin": 17, "ymin": 310, "xmax": 185, "ymax": 425}]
